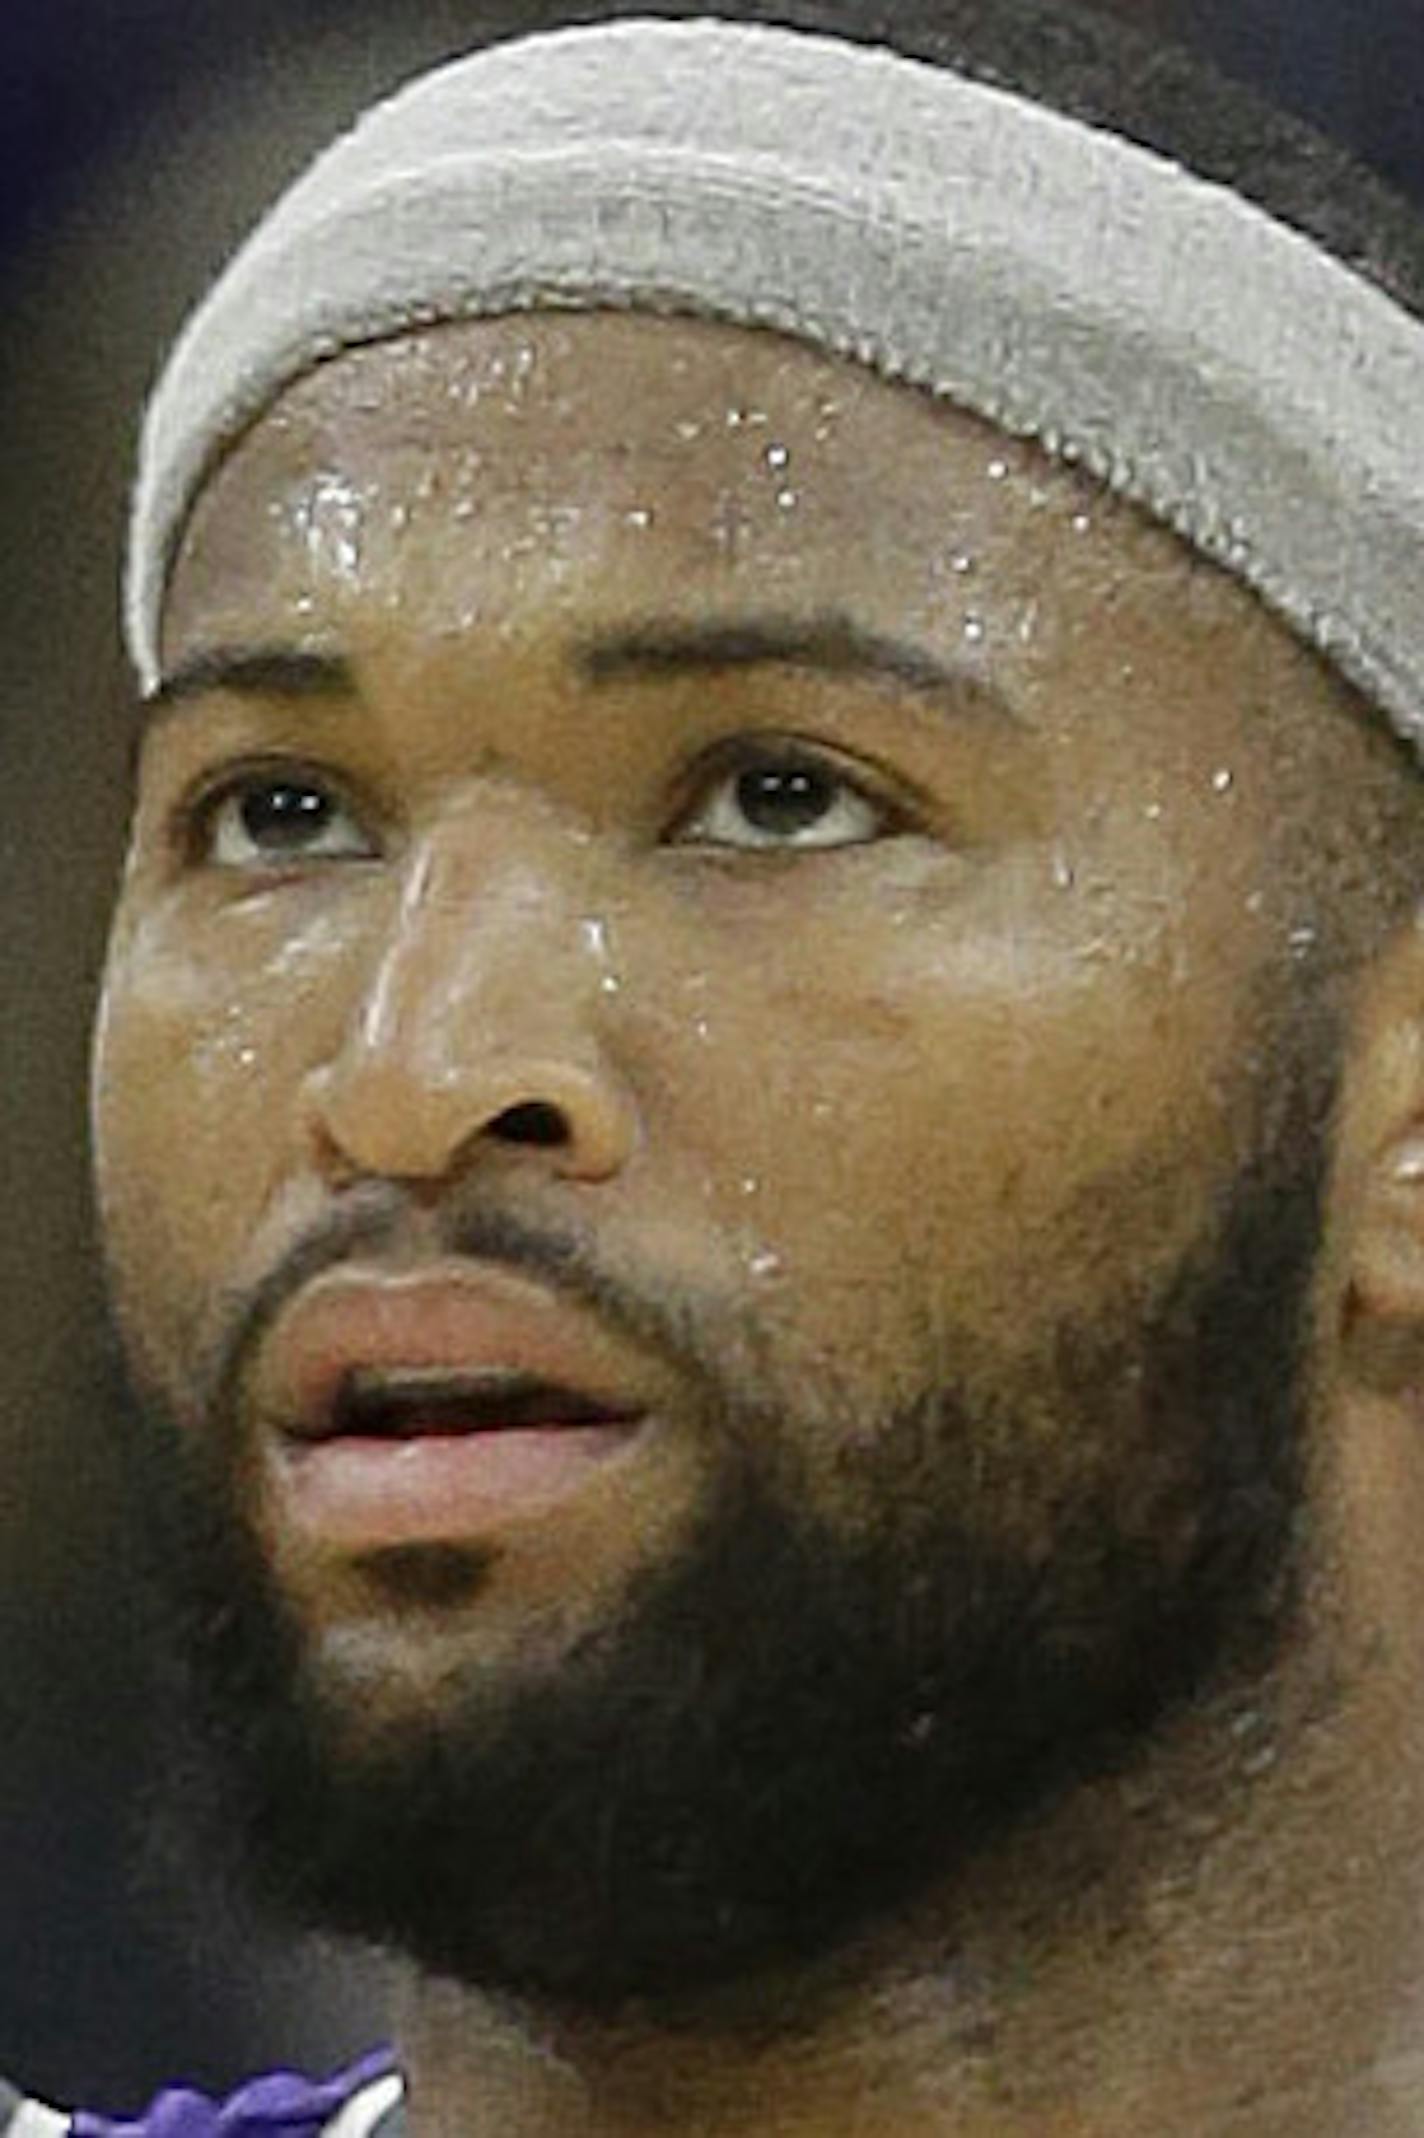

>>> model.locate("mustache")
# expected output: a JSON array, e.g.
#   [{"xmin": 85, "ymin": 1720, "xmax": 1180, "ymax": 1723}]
[{"xmin": 197, "ymin": 1182, "xmax": 738, "ymax": 1447}]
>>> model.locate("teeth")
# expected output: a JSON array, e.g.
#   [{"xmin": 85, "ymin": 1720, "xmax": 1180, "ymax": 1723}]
[{"xmin": 328, "ymin": 1369, "xmax": 618, "ymax": 1439}]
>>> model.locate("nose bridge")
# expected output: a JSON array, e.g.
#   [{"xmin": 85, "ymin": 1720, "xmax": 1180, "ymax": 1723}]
[
  {"xmin": 312, "ymin": 793, "xmax": 635, "ymax": 1183},
  {"xmin": 367, "ymin": 808, "xmax": 588, "ymax": 1061}
]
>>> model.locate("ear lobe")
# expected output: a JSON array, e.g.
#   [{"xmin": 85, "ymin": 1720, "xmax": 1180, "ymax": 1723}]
[{"xmin": 1335, "ymin": 920, "xmax": 1424, "ymax": 1398}]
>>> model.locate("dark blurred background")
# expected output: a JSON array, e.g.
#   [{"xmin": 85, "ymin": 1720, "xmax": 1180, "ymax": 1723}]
[{"xmin": 2, "ymin": 0, "xmax": 1421, "ymax": 2116}]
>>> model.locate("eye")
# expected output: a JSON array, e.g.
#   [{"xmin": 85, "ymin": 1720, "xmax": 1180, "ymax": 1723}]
[
  {"xmin": 676, "ymin": 745, "xmax": 895, "ymax": 851},
  {"xmin": 194, "ymin": 770, "xmax": 375, "ymax": 868}
]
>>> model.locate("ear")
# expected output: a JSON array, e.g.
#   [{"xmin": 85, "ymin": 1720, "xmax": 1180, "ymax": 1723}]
[{"xmin": 1334, "ymin": 919, "xmax": 1424, "ymax": 1399}]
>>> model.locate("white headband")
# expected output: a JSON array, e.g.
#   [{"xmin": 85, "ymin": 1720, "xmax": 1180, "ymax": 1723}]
[{"xmin": 127, "ymin": 16, "xmax": 1424, "ymax": 748}]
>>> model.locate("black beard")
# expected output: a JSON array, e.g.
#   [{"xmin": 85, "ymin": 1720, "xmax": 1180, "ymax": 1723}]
[{"xmin": 116, "ymin": 1094, "xmax": 1327, "ymax": 2016}]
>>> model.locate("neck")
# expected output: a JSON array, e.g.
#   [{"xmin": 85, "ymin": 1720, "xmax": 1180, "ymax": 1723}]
[{"xmin": 391, "ymin": 1583, "xmax": 1424, "ymax": 2138}]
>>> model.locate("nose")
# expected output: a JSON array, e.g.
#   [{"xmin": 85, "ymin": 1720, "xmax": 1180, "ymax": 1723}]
[{"xmin": 303, "ymin": 818, "xmax": 639, "ymax": 1188}]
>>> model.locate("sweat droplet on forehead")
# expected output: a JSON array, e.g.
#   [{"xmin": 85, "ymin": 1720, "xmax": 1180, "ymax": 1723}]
[{"xmin": 280, "ymin": 471, "xmax": 367, "ymax": 581}]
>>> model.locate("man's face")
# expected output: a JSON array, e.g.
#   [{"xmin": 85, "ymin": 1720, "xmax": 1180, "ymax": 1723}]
[{"xmin": 94, "ymin": 314, "xmax": 1339, "ymax": 1998}]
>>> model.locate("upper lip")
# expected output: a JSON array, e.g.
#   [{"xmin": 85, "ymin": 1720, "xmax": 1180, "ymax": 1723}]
[{"xmin": 248, "ymin": 1261, "xmax": 654, "ymax": 1444}]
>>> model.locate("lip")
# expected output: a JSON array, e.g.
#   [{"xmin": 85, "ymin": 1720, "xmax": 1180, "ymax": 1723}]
[{"xmin": 249, "ymin": 1261, "xmax": 655, "ymax": 1547}]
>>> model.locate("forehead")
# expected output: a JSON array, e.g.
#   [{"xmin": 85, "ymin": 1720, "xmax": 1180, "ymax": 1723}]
[
  {"xmin": 177, "ymin": 308, "xmax": 1013, "ymax": 540},
  {"xmin": 165, "ymin": 311, "xmax": 1220, "ymax": 664}
]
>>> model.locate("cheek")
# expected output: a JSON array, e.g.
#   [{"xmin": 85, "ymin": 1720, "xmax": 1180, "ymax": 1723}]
[
  {"xmin": 633, "ymin": 848, "xmax": 1250, "ymax": 1367},
  {"xmin": 92, "ymin": 892, "xmax": 367, "ymax": 1365}
]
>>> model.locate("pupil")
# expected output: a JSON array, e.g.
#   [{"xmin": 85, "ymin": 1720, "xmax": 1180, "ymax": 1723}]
[
  {"xmin": 242, "ymin": 783, "xmax": 330, "ymax": 847},
  {"xmin": 737, "ymin": 764, "xmax": 831, "ymax": 834}
]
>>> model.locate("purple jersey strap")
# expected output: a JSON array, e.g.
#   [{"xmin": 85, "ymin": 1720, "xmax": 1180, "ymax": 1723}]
[{"xmin": 69, "ymin": 2050, "xmax": 398, "ymax": 2138}]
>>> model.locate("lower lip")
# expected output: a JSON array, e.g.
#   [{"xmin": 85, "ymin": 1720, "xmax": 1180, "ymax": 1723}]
[{"xmin": 270, "ymin": 1421, "xmax": 644, "ymax": 1545}]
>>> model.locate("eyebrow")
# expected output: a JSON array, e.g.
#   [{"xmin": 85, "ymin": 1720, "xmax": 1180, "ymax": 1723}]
[
  {"xmin": 146, "ymin": 612, "xmax": 1011, "ymax": 727},
  {"xmin": 574, "ymin": 613, "xmax": 1009, "ymax": 721},
  {"xmin": 145, "ymin": 645, "xmax": 357, "ymax": 721}
]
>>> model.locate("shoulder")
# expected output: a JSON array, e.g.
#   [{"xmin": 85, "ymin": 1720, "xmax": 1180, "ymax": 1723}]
[{"xmin": 2, "ymin": 2053, "xmax": 401, "ymax": 2138}]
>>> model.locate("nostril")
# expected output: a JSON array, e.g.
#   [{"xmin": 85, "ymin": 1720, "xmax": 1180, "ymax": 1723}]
[{"xmin": 491, "ymin": 1100, "xmax": 571, "ymax": 1148}]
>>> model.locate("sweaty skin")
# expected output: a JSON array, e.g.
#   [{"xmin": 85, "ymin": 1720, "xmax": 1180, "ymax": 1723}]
[{"xmin": 95, "ymin": 314, "xmax": 1424, "ymax": 2135}]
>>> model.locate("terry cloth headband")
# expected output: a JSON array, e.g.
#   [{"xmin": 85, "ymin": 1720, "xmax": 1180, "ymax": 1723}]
[{"xmin": 127, "ymin": 15, "xmax": 1424, "ymax": 749}]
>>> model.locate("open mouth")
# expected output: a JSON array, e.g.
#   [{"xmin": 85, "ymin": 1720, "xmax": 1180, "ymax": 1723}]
[
  {"xmin": 270, "ymin": 1363, "xmax": 649, "ymax": 1547},
  {"xmin": 321, "ymin": 1367, "xmax": 642, "ymax": 1442},
  {"xmin": 254, "ymin": 1262, "xmax": 658, "ymax": 1547}
]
